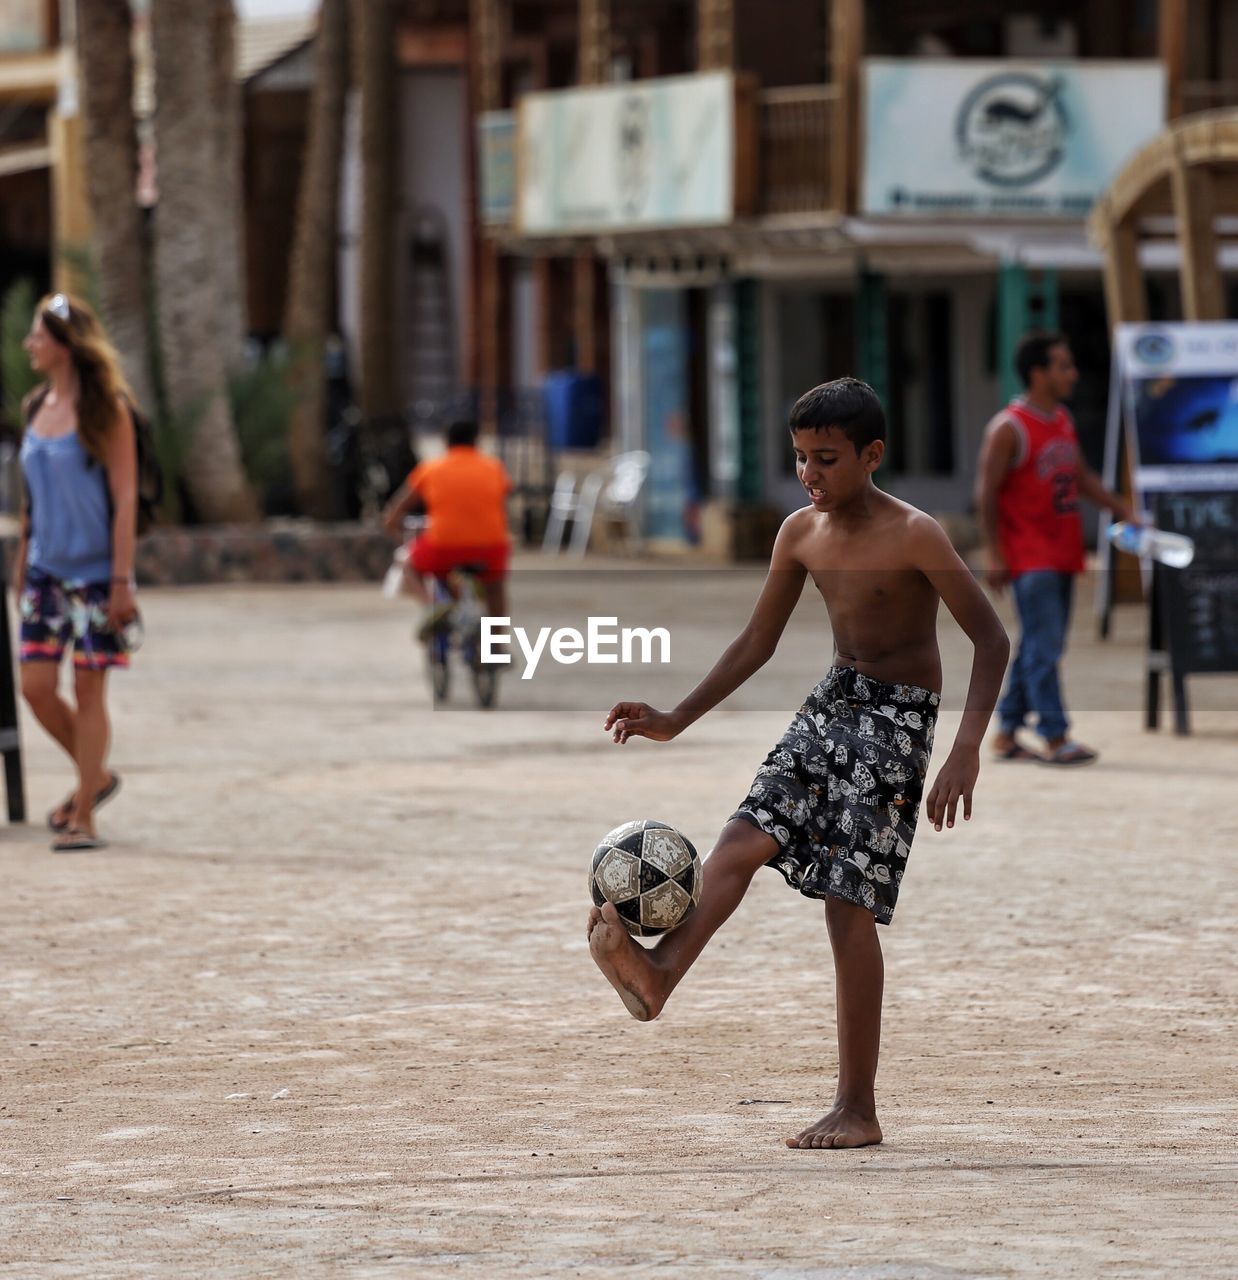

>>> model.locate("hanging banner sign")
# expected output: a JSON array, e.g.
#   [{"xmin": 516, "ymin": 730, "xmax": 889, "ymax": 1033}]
[
  {"xmin": 863, "ymin": 59, "xmax": 1165, "ymax": 218},
  {"xmin": 0, "ymin": 1, "xmax": 44, "ymax": 52},
  {"xmin": 517, "ymin": 72, "xmax": 744, "ymax": 235}
]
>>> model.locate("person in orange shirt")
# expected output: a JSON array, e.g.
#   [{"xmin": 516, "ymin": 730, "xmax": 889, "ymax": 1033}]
[{"xmin": 381, "ymin": 419, "xmax": 511, "ymax": 626}]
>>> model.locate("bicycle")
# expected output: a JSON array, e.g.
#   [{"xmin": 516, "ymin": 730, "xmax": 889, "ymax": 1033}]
[
  {"xmin": 423, "ymin": 565, "xmax": 499, "ymax": 709},
  {"xmin": 389, "ymin": 517, "xmax": 500, "ymax": 709}
]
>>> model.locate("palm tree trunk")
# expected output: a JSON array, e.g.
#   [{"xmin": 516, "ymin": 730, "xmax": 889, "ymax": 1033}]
[
  {"xmin": 284, "ymin": 0, "xmax": 349, "ymax": 517},
  {"xmin": 150, "ymin": 0, "xmax": 257, "ymax": 522},
  {"xmin": 354, "ymin": 0, "xmax": 401, "ymax": 419},
  {"xmin": 210, "ymin": 0, "xmax": 248, "ymax": 368},
  {"xmin": 75, "ymin": 0, "xmax": 156, "ymax": 413}
]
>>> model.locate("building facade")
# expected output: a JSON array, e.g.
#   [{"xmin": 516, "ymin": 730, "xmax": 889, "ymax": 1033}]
[{"xmin": 476, "ymin": 0, "xmax": 1238, "ymax": 551}]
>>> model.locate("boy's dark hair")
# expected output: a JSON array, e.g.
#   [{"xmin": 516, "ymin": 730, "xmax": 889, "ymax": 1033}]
[
  {"xmin": 446, "ymin": 419, "xmax": 479, "ymax": 448},
  {"xmin": 788, "ymin": 377, "xmax": 885, "ymax": 453},
  {"xmin": 1015, "ymin": 330, "xmax": 1068, "ymax": 388}
]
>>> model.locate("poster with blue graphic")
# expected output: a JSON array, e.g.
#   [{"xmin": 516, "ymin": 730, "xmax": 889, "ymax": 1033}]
[
  {"xmin": 1105, "ymin": 324, "xmax": 1238, "ymax": 707},
  {"xmin": 1116, "ymin": 325, "xmax": 1238, "ymax": 492}
]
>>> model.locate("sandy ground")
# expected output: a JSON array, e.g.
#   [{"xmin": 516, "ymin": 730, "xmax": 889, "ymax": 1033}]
[{"xmin": 1, "ymin": 559, "xmax": 1236, "ymax": 1279}]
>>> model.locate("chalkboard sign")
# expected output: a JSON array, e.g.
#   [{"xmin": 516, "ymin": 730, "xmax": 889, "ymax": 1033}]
[
  {"xmin": 1154, "ymin": 490, "xmax": 1238, "ymax": 563},
  {"xmin": 1145, "ymin": 491, "xmax": 1238, "ymax": 731},
  {"xmin": 1153, "ymin": 491, "xmax": 1238, "ymax": 675},
  {"xmin": 1161, "ymin": 569, "xmax": 1238, "ymax": 673}
]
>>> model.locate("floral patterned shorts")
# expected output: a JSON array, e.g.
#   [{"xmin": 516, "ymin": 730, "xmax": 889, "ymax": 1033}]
[
  {"xmin": 732, "ymin": 665, "xmax": 938, "ymax": 925},
  {"xmin": 20, "ymin": 569, "xmax": 130, "ymax": 671}
]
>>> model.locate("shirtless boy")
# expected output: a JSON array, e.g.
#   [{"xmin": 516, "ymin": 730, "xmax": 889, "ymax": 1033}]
[{"xmin": 588, "ymin": 378, "xmax": 1010, "ymax": 1149}]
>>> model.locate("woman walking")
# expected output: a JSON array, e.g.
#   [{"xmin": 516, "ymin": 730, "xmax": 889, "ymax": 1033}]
[{"xmin": 15, "ymin": 292, "xmax": 139, "ymax": 851}]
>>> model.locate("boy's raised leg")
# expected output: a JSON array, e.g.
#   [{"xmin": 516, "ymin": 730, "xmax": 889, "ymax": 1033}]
[
  {"xmin": 787, "ymin": 895, "xmax": 884, "ymax": 1149},
  {"xmin": 587, "ymin": 819, "xmax": 777, "ymax": 1021}
]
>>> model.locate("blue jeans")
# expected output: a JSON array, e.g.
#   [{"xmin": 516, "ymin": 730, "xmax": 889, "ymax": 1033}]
[{"xmin": 998, "ymin": 570, "xmax": 1075, "ymax": 743}]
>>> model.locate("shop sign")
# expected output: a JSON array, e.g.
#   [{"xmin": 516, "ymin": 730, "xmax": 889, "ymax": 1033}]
[
  {"xmin": 518, "ymin": 72, "xmax": 736, "ymax": 235},
  {"xmin": 863, "ymin": 59, "xmax": 1164, "ymax": 218}
]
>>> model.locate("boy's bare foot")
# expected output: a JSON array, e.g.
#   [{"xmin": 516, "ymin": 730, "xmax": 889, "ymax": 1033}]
[
  {"xmin": 785, "ymin": 1104, "xmax": 882, "ymax": 1149},
  {"xmin": 587, "ymin": 902, "xmax": 665, "ymax": 1022}
]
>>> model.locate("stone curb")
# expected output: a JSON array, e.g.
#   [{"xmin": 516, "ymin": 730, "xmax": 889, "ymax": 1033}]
[{"xmin": 1, "ymin": 522, "xmax": 395, "ymax": 587}]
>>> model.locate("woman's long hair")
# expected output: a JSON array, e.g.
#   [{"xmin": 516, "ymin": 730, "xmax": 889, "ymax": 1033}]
[{"xmin": 33, "ymin": 293, "xmax": 134, "ymax": 464}]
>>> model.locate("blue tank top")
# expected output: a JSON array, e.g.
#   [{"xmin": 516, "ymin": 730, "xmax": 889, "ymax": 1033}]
[{"xmin": 21, "ymin": 426, "xmax": 113, "ymax": 585}]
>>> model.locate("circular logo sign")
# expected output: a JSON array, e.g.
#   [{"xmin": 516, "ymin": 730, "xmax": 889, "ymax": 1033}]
[
  {"xmin": 955, "ymin": 72, "xmax": 1069, "ymax": 188},
  {"xmin": 1132, "ymin": 331, "xmax": 1175, "ymax": 366}
]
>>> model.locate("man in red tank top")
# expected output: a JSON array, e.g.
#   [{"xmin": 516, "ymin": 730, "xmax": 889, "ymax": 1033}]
[{"xmin": 975, "ymin": 332, "xmax": 1134, "ymax": 766}]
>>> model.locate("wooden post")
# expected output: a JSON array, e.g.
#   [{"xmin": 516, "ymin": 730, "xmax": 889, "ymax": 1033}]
[
  {"xmin": 534, "ymin": 258, "xmax": 554, "ymax": 375},
  {"xmin": 48, "ymin": 108, "xmax": 92, "ymax": 294},
  {"xmin": 1100, "ymin": 216, "xmax": 1148, "ymax": 327},
  {"xmin": 471, "ymin": 0, "xmax": 502, "ymax": 115},
  {"xmin": 573, "ymin": 0, "xmax": 611, "ymax": 376},
  {"xmin": 48, "ymin": 8, "xmax": 90, "ymax": 294},
  {"xmin": 1097, "ymin": 211, "xmax": 1149, "ymax": 607},
  {"xmin": 1171, "ymin": 152, "xmax": 1224, "ymax": 320},
  {"xmin": 1159, "ymin": 0, "xmax": 1186, "ymax": 121},
  {"xmin": 470, "ymin": 0, "xmax": 504, "ymax": 431},
  {"xmin": 830, "ymin": 0, "xmax": 862, "ymax": 214},
  {"xmin": 354, "ymin": 0, "xmax": 401, "ymax": 419},
  {"xmin": 696, "ymin": 0, "xmax": 734, "ymax": 71},
  {"xmin": 573, "ymin": 256, "xmax": 599, "ymax": 375},
  {"xmin": 579, "ymin": 0, "xmax": 611, "ymax": 85}
]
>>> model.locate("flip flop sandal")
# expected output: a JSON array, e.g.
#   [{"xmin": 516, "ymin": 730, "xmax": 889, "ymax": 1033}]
[
  {"xmin": 994, "ymin": 742, "xmax": 1039, "ymax": 761},
  {"xmin": 51, "ymin": 827, "xmax": 109, "ymax": 853},
  {"xmin": 47, "ymin": 773, "xmax": 122, "ymax": 833},
  {"xmin": 1041, "ymin": 742, "xmax": 1098, "ymax": 767}
]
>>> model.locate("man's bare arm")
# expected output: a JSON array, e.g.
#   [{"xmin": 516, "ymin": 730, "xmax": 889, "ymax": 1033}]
[
  {"xmin": 912, "ymin": 514, "xmax": 1010, "ymax": 828},
  {"xmin": 974, "ymin": 415, "xmax": 1018, "ymax": 591},
  {"xmin": 606, "ymin": 516, "xmax": 808, "ymax": 743},
  {"xmin": 381, "ymin": 482, "xmax": 421, "ymax": 535},
  {"xmin": 1077, "ymin": 465, "xmax": 1135, "ymax": 522}
]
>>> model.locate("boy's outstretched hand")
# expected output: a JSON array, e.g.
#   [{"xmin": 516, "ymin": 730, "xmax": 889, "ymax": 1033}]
[
  {"xmin": 605, "ymin": 703, "xmax": 682, "ymax": 745},
  {"xmin": 924, "ymin": 747, "xmax": 980, "ymax": 831}
]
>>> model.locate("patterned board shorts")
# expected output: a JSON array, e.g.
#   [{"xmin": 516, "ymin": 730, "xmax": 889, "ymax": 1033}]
[
  {"xmin": 20, "ymin": 569, "xmax": 131, "ymax": 671},
  {"xmin": 732, "ymin": 665, "xmax": 939, "ymax": 925}
]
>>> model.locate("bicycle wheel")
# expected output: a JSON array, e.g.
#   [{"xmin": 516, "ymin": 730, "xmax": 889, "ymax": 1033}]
[
  {"xmin": 459, "ymin": 630, "xmax": 498, "ymax": 709},
  {"xmin": 426, "ymin": 634, "xmax": 450, "ymax": 705},
  {"xmin": 472, "ymin": 662, "xmax": 499, "ymax": 709}
]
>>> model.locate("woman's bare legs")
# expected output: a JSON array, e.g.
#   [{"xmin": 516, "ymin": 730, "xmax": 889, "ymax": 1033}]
[
  {"xmin": 68, "ymin": 668, "xmax": 110, "ymax": 834},
  {"xmin": 20, "ymin": 660, "xmax": 76, "ymax": 758}
]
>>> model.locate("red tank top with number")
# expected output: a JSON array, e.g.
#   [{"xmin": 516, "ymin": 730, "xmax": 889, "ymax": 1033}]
[{"xmin": 996, "ymin": 399, "xmax": 1086, "ymax": 578}]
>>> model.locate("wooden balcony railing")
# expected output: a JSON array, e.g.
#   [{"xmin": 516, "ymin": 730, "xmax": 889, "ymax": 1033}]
[
  {"xmin": 1180, "ymin": 81, "xmax": 1238, "ymax": 115},
  {"xmin": 758, "ymin": 85, "xmax": 839, "ymax": 217},
  {"xmin": 477, "ymin": 83, "xmax": 845, "ymax": 232}
]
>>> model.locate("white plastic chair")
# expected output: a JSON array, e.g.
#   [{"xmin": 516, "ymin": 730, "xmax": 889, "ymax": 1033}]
[{"xmin": 541, "ymin": 450, "xmax": 651, "ymax": 556}]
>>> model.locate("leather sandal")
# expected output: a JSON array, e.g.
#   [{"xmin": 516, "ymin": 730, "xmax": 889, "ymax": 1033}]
[
  {"xmin": 47, "ymin": 773, "xmax": 122, "ymax": 833},
  {"xmin": 51, "ymin": 826, "xmax": 109, "ymax": 853}
]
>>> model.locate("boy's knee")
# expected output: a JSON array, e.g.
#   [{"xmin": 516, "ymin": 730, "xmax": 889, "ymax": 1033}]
[
  {"xmin": 714, "ymin": 818, "xmax": 778, "ymax": 872},
  {"xmin": 825, "ymin": 894, "xmax": 876, "ymax": 934}
]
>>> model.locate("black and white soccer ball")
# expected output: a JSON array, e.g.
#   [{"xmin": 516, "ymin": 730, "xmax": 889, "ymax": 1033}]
[{"xmin": 590, "ymin": 819, "xmax": 702, "ymax": 938}]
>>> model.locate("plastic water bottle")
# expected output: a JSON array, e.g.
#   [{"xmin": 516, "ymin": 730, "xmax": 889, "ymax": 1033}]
[
  {"xmin": 381, "ymin": 545, "xmax": 409, "ymax": 599},
  {"xmin": 1108, "ymin": 522, "xmax": 1195, "ymax": 569},
  {"xmin": 117, "ymin": 612, "xmax": 144, "ymax": 653}
]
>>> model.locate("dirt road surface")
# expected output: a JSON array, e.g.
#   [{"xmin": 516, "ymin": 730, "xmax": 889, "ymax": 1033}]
[{"xmin": 2, "ymin": 562, "xmax": 1235, "ymax": 1279}]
